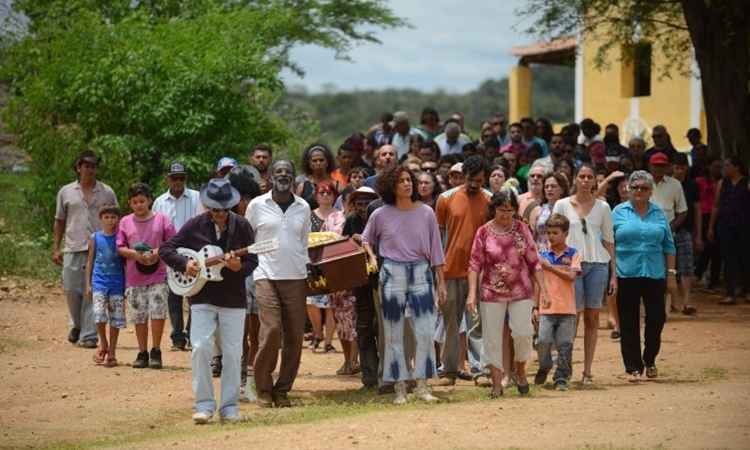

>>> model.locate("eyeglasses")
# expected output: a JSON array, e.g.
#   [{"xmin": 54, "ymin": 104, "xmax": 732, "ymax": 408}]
[
  {"xmin": 630, "ymin": 185, "xmax": 651, "ymax": 192},
  {"xmin": 581, "ymin": 218, "xmax": 588, "ymax": 235}
]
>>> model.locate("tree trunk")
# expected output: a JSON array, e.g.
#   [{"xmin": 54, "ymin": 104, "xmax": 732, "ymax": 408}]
[{"xmin": 681, "ymin": 0, "xmax": 750, "ymax": 161}]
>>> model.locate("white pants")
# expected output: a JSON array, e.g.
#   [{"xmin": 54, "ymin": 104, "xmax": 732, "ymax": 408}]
[{"xmin": 480, "ymin": 299, "xmax": 535, "ymax": 370}]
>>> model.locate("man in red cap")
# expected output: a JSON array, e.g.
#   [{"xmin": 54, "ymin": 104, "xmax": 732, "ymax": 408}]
[{"xmin": 649, "ymin": 152, "xmax": 688, "ymax": 314}]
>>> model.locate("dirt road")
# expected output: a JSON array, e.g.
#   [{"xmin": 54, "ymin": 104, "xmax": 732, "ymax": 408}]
[{"xmin": 0, "ymin": 276, "xmax": 748, "ymax": 449}]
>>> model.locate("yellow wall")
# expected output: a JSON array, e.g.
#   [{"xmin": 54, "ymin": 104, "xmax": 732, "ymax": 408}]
[
  {"xmin": 509, "ymin": 65, "xmax": 532, "ymax": 122},
  {"xmin": 581, "ymin": 37, "xmax": 695, "ymax": 150}
]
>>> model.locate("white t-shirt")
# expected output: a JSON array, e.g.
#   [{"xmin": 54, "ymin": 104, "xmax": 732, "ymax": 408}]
[
  {"xmin": 552, "ymin": 197, "xmax": 613, "ymax": 264},
  {"xmin": 651, "ymin": 176, "xmax": 687, "ymax": 223}
]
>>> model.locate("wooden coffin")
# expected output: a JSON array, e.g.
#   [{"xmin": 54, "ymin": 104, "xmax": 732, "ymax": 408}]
[{"xmin": 307, "ymin": 237, "xmax": 369, "ymax": 295}]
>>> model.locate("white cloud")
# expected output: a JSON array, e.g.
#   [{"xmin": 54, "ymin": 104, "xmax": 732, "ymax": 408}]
[{"xmin": 282, "ymin": 0, "xmax": 533, "ymax": 93}]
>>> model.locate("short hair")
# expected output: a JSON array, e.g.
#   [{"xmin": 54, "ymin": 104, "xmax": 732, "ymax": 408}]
[
  {"xmin": 520, "ymin": 117, "xmax": 535, "ymax": 126},
  {"xmin": 420, "ymin": 107, "xmax": 439, "ymax": 124},
  {"xmin": 628, "ymin": 136, "xmax": 646, "ymax": 148},
  {"xmin": 315, "ymin": 179, "xmax": 339, "ymax": 197},
  {"xmin": 348, "ymin": 166, "xmax": 368, "ymax": 181},
  {"xmin": 509, "ymin": 122, "xmax": 523, "ymax": 132},
  {"xmin": 98, "ymin": 204, "xmax": 121, "ymax": 218},
  {"xmin": 487, "ymin": 188, "xmax": 519, "ymax": 221},
  {"xmin": 380, "ymin": 112, "xmax": 394, "ymax": 124},
  {"xmin": 673, "ymin": 152, "xmax": 689, "ymax": 166},
  {"xmin": 408, "ymin": 133, "xmax": 424, "ymax": 146},
  {"xmin": 252, "ymin": 144, "xmax": 272, "ymax": 157},
  {"xmin": 376, "ymin": 166, "xmax": 420, "ymax": 205},
  {"xmin": 271, "ymin": 159, "xmax": 296, "ymax": 177},
  {"xmin": 229, "ymin": 165, "xmax": 261, "ymax": 198},
  {"xmin": 462, "ymin": 155, "xmax": 487, "ymax": 177},
  {"xmin": 301, "ymin": 143, "xmax": 335, "ymax": 175},
  {"xmin": 628, "ymin": 170, "xmax": 655, "ymax": 189},
  {"xmin": 545, "ymin": 213, "xmax": 570, "ymax": 232},
  {"xmin": 445, "ymin": 122, "xmax": 461, "ymax": 134},
  {"xmin": 687, "ymin": 128, "xmax": 701, "ymax": 139},
  {"xmin": 439, "ymin": 154, "xmax": 462, "ymax": 167},
  {"xmin": 128, "ymin": 182, "xmax": 152, "ymax": 200}
]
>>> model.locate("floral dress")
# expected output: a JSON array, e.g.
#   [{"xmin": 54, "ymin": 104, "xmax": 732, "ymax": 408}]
[
  {"xmin": 468, "ymin": 219, "xmax": 541, "ymax": 303},
  {"xmin": 323, "ymin": 210, "xmax": 357, "ymax": 342}
]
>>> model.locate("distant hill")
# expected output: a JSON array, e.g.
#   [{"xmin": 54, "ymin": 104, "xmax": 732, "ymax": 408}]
[{"xmin": 280, "ymin": 65, "xmax": 574, "ymax": 145}]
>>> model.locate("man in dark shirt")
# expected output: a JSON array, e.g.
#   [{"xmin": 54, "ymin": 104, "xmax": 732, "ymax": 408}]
[
  {"xmin": 342, "ymin": 187, "xmax": 380, "ymax": 388},
  {"xmin": 671, "ymin": 153, "xmax": 700, "ymax": 315},
  {"xmin": 160, "ymin": 178, "xmax": 256, "ymax": 424},
  {"xmin": 644, "ymin": 125, "xmax": 678, "ymax": 163}
]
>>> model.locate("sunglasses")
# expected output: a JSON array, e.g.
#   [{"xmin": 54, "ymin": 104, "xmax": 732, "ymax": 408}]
[{"xmin": 581, "ymin": 218, "xmax": 588, "ymax": 235}]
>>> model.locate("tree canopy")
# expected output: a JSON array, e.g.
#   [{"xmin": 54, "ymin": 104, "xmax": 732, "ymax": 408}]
[{"xmin": 0, "ymin": 0, "xmax": 404, "ymax": 232}]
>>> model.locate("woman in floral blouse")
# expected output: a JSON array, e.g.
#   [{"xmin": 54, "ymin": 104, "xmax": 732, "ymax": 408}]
[{"xmin": 466, "ymin": 188, "xmax": 548, "ymax": 397}]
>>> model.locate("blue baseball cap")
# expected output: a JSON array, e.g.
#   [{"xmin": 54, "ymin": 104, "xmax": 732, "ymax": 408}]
[{"xmin": 216, "ymin": 156, "xmax": 238, "ymax": 172}]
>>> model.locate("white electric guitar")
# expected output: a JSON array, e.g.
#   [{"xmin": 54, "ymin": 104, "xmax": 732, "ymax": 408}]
[{"xmin": 167, "ymin": 239, "xmax": 279, "ymax": 297}]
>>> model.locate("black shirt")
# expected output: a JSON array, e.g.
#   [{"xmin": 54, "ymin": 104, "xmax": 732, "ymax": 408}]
[
  {"xmin": 159, "ymin": 212, "xmax": 256, "ymax": 309},
  {"xmin": 679, "ymin": 178, "xmax": 699, "ymax": 233}
]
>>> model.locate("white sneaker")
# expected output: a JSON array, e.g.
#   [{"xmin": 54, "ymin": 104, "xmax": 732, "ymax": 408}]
[
  {"xmin": 192, "ymin": 411, "xmax": 212, "ymax": 425},
  {"xmin": 393, "ymin": 381, "xmax": 408, "ymax": 405},
  {"xmin": 415, "ymin": 380, "xmax": 438, "ymax": 402}
]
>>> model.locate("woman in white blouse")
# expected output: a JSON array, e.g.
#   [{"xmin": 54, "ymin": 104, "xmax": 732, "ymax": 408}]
[{"xmin": 552, "ymin": 163, "xmax": 616, "ymax": 385}]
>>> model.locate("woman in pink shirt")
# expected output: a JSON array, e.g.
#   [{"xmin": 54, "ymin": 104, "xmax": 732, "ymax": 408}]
[{"xmin": 466, "ymin": 189, "xmax": 548, "ymax": 397}]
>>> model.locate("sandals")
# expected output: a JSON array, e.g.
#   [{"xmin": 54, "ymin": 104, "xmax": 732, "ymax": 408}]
[
  {"xmin": 489, "ymin": 385, "xmax": 503, "ymax": 398},
  {"xmin": 104, "ymin": 357, "xmax": 118, "ymax": 368},
  {"xmin": 92, "ymin": 348, "xmax": 107, "ymax": 365}
]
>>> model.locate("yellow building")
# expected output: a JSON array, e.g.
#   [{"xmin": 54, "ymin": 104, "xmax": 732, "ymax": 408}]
[{"xmin": 508, "ymin": 36, "xmax": 705, "ymax": 150}]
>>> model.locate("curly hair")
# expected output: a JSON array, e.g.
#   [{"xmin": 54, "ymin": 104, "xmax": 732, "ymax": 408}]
[{"xmin": 376, "ymin": 166, "xmax": 420, "ymax": 205}]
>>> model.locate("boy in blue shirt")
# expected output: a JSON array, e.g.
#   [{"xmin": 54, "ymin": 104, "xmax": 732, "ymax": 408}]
[{"xmin": 86, "ymin": 205, "xmax": 126, "ymax": 367}]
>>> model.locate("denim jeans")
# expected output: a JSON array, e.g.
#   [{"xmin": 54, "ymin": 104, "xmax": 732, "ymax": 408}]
[
  {"xmin": 536, "ymin": 314, "xmax": 576, "ymax": 382},
  {"xmin": 379, "ymin": 258, "xmax": 437, "ymax": 383},
  {"xmin": 190, "ymin": 304, "xmax": 245, "ymax": 417}
]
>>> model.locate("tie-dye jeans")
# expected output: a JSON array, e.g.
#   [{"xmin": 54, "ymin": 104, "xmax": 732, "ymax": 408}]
[{"xmin": 379, "ymin": 258, "xmax": 437, "ymax": 383}]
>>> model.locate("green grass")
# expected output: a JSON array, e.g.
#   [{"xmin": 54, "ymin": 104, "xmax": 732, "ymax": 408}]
[
  {"xmin": 0, "ymin": 171, "xmax": 58, "ymax": 280},
  {"xmin": 700, "ymin": 366, "xmax": 728, "ymax": 381},
  {"xmin": 41, "ymin": 385, "xmax": 544, "ymax": 449}
]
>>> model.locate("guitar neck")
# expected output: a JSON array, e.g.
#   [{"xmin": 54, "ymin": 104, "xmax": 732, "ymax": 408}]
[
  {"xmin": 204, "ymin": 248, "xmax": 249, "ymax": 268},
  {"xmin": 202, "ymin": 239, "xmax": 278, "ymax": 268}
]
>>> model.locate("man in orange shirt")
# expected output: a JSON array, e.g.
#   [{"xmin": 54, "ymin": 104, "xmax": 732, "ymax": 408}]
[{"xmin": 435, "ymin": 155, "xmax": 491, "ymax": 385}]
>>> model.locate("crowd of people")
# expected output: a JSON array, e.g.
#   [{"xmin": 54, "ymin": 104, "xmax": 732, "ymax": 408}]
[{"xmin": 52, "ymin": 108, "xmax": 750, "ymax": 423}]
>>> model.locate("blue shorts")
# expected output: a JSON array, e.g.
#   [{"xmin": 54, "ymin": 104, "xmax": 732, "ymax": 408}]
[{"xmin": 575, "ymin": 262, "xmax": 609, "ymax": 311}]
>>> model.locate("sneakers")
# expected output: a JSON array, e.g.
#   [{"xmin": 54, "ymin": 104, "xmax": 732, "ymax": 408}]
[
  {"xmin": 149, "ymin": 347, "xmax": 163, "ymax": 369},
  {"xmin": 133, "ymin": 351, "xmax": 149, "ymax": 369},
  {"xmin": 192, "ymin": 411, "xmax": 212, "ymax": 425},
  {"xmin": 393, "ymin": 381, "xmax": 408, "ymax": 405},
  {"xmin": 517, "ymin": 381, "xmax": 530, "ymax": 395},
  {"xmin": 554, "ymin": 380, "xmax": 569, "ymax": 391},
  {"xmin": 645, "ymin": 365, "xmax": 658, "ymax": 379},
  {"xmin": 534, "ymin": 370, "xmax": 549, "ymax": 386},
  {"xmin": 415, "ymin": 379, "xmax": 438, "ymax": 402},
  {"xmin": 78, "ymin": 340, "xmax": 98, "ymax": 349},
  {"xmin": 68, "ymin": 328, "xmax": 81, "ymax": 344}
]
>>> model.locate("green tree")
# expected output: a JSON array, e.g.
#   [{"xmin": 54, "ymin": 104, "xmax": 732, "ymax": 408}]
[
  {"xmin": 517, "ymin": 0, "xmax": 749, "ymax": 160},
  {"xmin": 0, "ymin": 0, "xmax": 404, "ymax": 232}
]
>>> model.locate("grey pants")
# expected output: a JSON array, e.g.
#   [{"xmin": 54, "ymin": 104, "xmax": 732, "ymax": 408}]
[
  {"xmin": 63, "ymin": 251, "xmax": 97, "ymax": 342},
  {"xmin": 440, "ymin": 278, "xmax": 468, "ymax": 377}
]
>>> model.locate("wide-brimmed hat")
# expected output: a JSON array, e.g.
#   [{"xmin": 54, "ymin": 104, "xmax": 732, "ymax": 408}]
[
  {"xmin": 200, "ymin": 178, "xmax": 240, "ymax": 210},
  {"xmin": 349, "ymin": 186, "xmax": 379, "ymax": 203}
]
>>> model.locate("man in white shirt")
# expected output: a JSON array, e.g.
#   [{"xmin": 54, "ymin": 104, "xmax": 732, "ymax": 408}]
[
  {"xmin": 434, "ymin": 122, "xmax": 471, "ymax": 156},
  {"xmin": 246, "ymin": 159, "xmax": 311, "ymax": 408},
  {"xmin": 390, "ymin": 111, "xmax": 418, "ymax": 159},
  {"xmin": 649, "ymin": 153, "xmax": 687, "ymax": 226},
  {"xmin": 152, "ymin": 161, "xmax": 200, "ymax": 350}
]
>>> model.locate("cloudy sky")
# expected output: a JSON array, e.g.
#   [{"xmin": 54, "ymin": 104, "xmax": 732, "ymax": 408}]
[{"xmin": 283, "ymin": 0, "xmax": 535, "ymax": 93}]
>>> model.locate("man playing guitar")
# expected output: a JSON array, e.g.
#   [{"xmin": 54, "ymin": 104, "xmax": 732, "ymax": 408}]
[{"xmin": 160, "ymin": 178, "xmax": 256, "ymax": 424}]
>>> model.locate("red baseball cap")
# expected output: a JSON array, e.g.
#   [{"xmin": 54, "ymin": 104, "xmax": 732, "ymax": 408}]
[{"xmin": 649, "ymin": 152, "xmax": 670, "ymax": 166}]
